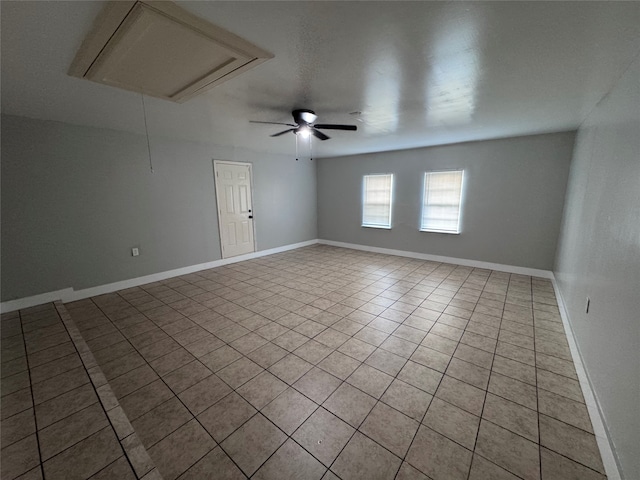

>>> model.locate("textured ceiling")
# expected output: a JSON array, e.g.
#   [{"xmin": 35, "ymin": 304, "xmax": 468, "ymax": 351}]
[{"xmin": 2, "ymin": 1, "xmax": 639, "ymax": 158}]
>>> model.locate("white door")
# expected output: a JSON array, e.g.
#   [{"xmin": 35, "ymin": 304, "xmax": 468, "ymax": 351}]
[{"xmin": 213, "ymin": 161, "xmax": 255, "ymax": 258}]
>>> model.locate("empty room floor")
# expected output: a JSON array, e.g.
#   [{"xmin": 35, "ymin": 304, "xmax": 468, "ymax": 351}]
[{"xmin": 1, "ymin": 245, "xmax": 607, "ymax": 480}]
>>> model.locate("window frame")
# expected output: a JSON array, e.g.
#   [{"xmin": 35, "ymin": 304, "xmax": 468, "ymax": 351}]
[
  {"xmin": 420, "ymin": 169, "xmax": 465, "ymax": 235},
  {"xmin": 361, "ymin": 173, "xmax": 394, "ymax": 230}
]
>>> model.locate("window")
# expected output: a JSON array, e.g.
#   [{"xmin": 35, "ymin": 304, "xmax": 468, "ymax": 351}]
[
  {"xmin": 362, "ymin": 174, "xmax": 394, "ymax": 229},
  {"xmin": 421, "ymin": 170, "xmax": 464, "ymax": 234}
]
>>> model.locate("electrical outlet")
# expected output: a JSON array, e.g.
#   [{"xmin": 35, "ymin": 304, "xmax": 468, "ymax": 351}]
[
  {"xmin": 132, "ymin": 247, "xmax": 140, "ymax": 257},
  {"xmin": 586, "ymin": 297, "xmax": 590, "ymax": 314}
]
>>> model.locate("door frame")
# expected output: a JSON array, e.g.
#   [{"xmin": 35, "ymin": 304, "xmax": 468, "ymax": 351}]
[{"xmin": 212, "ymin": 159, "xmax": 257, "ymax": 259}]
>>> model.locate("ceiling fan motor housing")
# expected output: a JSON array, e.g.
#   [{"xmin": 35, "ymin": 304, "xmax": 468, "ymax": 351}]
[{"xmin": 293, "ymin": 109, "xmax": 317, "ymax": 125}]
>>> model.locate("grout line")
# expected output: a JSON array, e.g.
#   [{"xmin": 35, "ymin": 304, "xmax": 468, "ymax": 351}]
[{"xmin": 16, "ymin": 308, "xmax": 46, "ymax": 480}]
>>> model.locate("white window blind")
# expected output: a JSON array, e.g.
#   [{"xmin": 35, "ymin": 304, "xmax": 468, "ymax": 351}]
[
  {"xmin": 421, "ymin": 170, "xmax": 464, "ymax": 234},
  {"xmin": 362, "ymin": 174, "xmax": 393, "ymax": 228}
]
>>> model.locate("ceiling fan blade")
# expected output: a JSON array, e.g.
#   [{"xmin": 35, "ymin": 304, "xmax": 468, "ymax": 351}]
[
  {"xmin": 270, "ymin": 128, "xmax": 296, "ymax": 137},
  {"xmin": 314, "ymin": 124, "xmax": 358, "ymax": 131},
  {"xmin": 250, "ymin": 120, "xmax": 296, "ymax": 127},
  {"xmin": 310, "ymin": 128, "xmax": 330, "ymax": 141}
]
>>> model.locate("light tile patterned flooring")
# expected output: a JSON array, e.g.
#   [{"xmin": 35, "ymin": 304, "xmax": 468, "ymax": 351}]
[{"xmin": 1, "ymin": 245, "xmax": 607, "ymax": 479}]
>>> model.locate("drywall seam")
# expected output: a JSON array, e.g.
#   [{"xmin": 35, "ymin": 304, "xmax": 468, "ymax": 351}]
[
  {"xmin": 318, "ymin": 239, "xmax": 554, "ymax": 278},
  {"xmin": 1, "ymin": 239, "xmax": 319, "ymax": 313},
  {"xmin": 550, "ymin": 277, "xmax": 622, "ymax": 480}
]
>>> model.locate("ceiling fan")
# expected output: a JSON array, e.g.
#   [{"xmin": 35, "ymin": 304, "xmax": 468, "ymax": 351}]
[{"xmin": 250, "ymin": 109, "xmax": 357, "ymax": 140}]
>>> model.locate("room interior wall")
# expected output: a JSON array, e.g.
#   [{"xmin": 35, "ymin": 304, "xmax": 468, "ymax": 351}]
[
  {"xmin": 554, "ymin": 52, "xmax": 640, "ymax": 480},
  {"xmin": 0, "ymin": 114, "xmax": 317, "ymax": 301},
  {"xmin": 317, "ymin": 132, "xmax": 575, "ymax": 270}
]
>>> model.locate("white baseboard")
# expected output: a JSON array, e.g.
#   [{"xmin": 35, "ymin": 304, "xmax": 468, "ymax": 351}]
[
  {"xmin": 318, "ymin": 239, "xmax": 554, "ymax": 278},
  {"xmin": 0, "ymin": 288, "xmax": 74, "ymax": 314},
  {"xmin": 551, "ymin": 277, "xmax": 622, "ymax": 480},
  {"xmin": 0, "ymin": 239, "xmax": 318, "ymax": 313}
]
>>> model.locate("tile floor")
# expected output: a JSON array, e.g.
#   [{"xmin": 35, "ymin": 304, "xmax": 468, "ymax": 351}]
[{"xmin": 1, "ymin": 245, "xmax": 607, "ymax": 479}]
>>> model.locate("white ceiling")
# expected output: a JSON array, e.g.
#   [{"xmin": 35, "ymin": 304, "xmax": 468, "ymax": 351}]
[{"xmin": 2, "ymin": 1, "xmax": 639, "ymax": 158}]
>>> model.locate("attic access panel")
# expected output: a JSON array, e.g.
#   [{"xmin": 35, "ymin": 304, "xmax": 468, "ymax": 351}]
[{"xmin": 69, "ymin": 1, "xmax": 272, "ymax": 103}]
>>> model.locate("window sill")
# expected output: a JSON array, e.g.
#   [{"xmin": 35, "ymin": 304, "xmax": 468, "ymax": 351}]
[
  {"xmin": 362, "ymin": 224, "xmax": 392, "ymax": 230},
  {"xmin": 420, "ymin": 229, "xmax": 460, "ymax": 235}
]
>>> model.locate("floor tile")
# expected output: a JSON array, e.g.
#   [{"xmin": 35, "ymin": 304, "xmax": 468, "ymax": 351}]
[
  {"xmin": 346, "ymin": 364, "xmax": 393, "ymax": 398},
  {"xmin": 148, "ymin": 419, "xmax": 215, "ymax": 480},
  {"xmin": 446, "ymin": 357, "xmax": 490, "ymax": 389},
  {"xmin": 381, "ymin": 379, "xmax": 433, "ymax": 421},
  {"xmin": 397, "ymin": 361, "xmax": 442, "ymax": 394},
  {"xmin": 293, "ymin": 407, "xmax": 354, "ymax": 467},
  {"xmin": 395, "ymin": 461, "xmax": 430, "ymax": 479},
  {"xmin": 406, "ymin": 426, "xmax": 473, "ymax": 480},
  {"xmin": 109, "ymin": 364, "xmax": 159, "ymax": 399},
  {"xmin": 253, "ymin": 438, "xmax": 326, "ymax": 480},
  {"xmin": 410, "ymin": 346, "xmax": 451, "ymax": 372},
  {"xmin": 31, "ymin": 366, "xmax": 89, "ymax": 405},
  {"xmin": 119, "ymin": 379, "xmax": 174, "ymax": 420},
  {"xmin": 360, "ymin": 402, "xmax": 419, "ymax": 457},
  {"xmin": 318, "ymin": 351, "xmax": 361, "ymax": 380},
  {"xmin": 268, "ymin": 354, "xmax": 313, "ymax": 384},
  {"xmin": 39, "ymin": 403, "xmax": 109, "ymax": 460},
  {"xmin": 482, "ymin": 393, "xmax": 538, "ymax": 442},
  {"xmin": 217, "ymin": 357, "xmax": 264, "ymax": 389},
  {"xmin": 537, "ymin": 388, "xmax": 593, "ymax": 433},
  {"xmin": 540, "ymin": 447, "xmax": 606, "ymax": 480},
  {"xmin": 468, "ymin": 454, "xmax": 520, "ymax": 480},
  {"xmin": 262, "ymin": 387, "xmax": 317, "ymax": 434},
  {"xmin": 0, "ymin": 434, "xmax": 40, "ymax": 480},
  {"xmin": 34, "ymin": 383, "xmax": 98, "ymax": 429},
  {"xmin": 199, "ymin": 345, "xmax": 242, "ymax": 372},
  {"xmin": 221, "ymin": 414, "xmax": 286, "ymax": 477},
  {"xmin": 237, "ymin": 371, "xmax": 288, "ymax": 409},
  {"xmin": 537, "ymin": 369, "xmax": 584, "ymax": 403},
  {"xmin": 421, "ymin": 333, "xmax": 458, "ymax": 355},
  {"xmin": 492, "ymin": 355, "xmax": 536, "ymax": 386},
  {"xmin": 365, "ymin": 348, "xmax": 407, "ymax": 376},
  {"xmin": 332, "ymin": 432, "xmax": 401, "ymax": 480},
  {"xmin": 1, "ymin": 408, "xmax": 36, "ymax": 449},
  {"xmin": 163, "ymin": 360, "xmax": 212, "ymax": 394},
  {"xmin": 178, "ymin": 374, "xmax": 232, "ymax": 415},
  {"xmin": 197, "ymin": 391, "xmax": 256, "ymax": 442},
  {"xmin": 475, "ymin": 419, "xmax": 540, "ymax": 480},
  {"xmin": 230, "ymin": 332, "xmax": 268, "ymax": 355},
  {"xmin": 539, "ymin": 414, "xmax": 604, "ymax": 473},
  {"xmin": 246, "ymin": 342, "xmax": 289, "ymax": 368},
  {"xmin": 177, "ymin": 446, "xmax": 245, "ymax": 480},
  {"xmin": 42, "ymin": 427, "xmax": 122, "ymax": 480},
  {"xmin": 488, "ymin": 372, "xmax": 537, "ymax": 410},
  {"xmin": 293, "ymin": 367, "xmax": 342, "ymax": 404},
  {"xmin": 272, "ymin": 330, "xmax": 308, "ymax": 351},
  {"xmin": 423, "ymin": 397, "xmax": 480, "ymax": 449},
  {"xmin": 149, "ymin": 349, "xmax": 196, "ymax": 377},
  {"xmin": 295, "ymin": 340, "xmax": 334, "ymax": 364},
  {"xmin": 435, "ymin": 375, "xmax": 486, "ymax": 416},
  {"xmin": 323, "ymin": 382, "xmax": 376, "ymax": 428},
  {"xmin": 131, "ymin": 397, "xmax": 193, "ymax": 448}
]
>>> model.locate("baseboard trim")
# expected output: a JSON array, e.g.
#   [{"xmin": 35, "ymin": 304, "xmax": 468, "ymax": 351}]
[
  {"xmin": 551, "ymin": 276, "xmax": 622, "ymax": 480},
  {"xmin": 318, "ymin": 239, "xmax": 553, "ymax": 278},
  {"xmin": 0, "ymin": 239, "xmax": 318, "ymax": 313}
]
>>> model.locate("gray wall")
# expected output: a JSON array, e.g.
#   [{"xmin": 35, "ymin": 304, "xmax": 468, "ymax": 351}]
[
  {"xmin": 317, "ymin": 132, "xmax": 575, "ymax": 270},
  {"xmin": 554, "ymin": 53, "xmax": 640, "ymax": 480},
  {"xmin": 1, "ymin": 114, "xmax": 317, "ymax": 301}
]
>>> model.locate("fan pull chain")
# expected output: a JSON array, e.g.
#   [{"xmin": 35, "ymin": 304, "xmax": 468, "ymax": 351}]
[
  {"xmin": 141, "ymin": 93, "xmax": 154, "ymax": 173},
  {"xmin": 295, "ymin": 133, "xmax": 299, "ymax": 161},
  {"xmin": 309, "ymin": 136, "xmax": 313, "ymax": 161}
]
